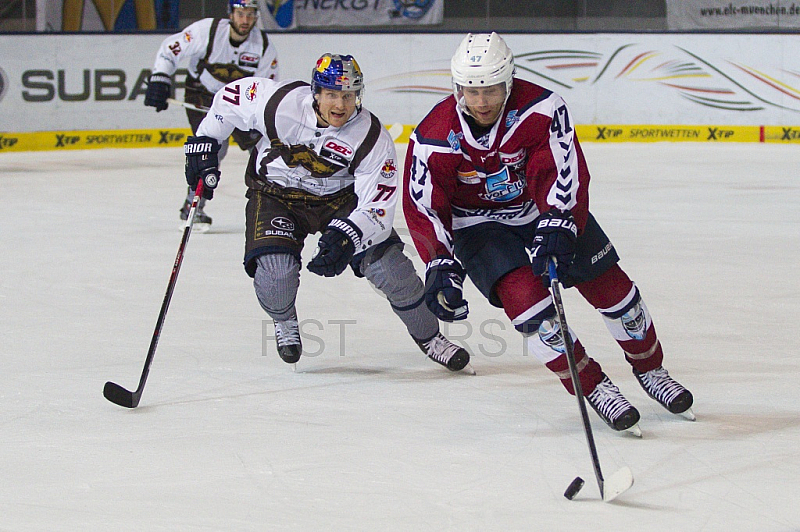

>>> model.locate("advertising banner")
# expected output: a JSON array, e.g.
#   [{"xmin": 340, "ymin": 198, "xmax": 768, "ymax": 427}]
[
  {"xmin": 666, "ymin": 0, "xmax": 800, "ymax": 29},
  {"xmin": 36, "ymin": 0, "xmax": 179, "ymax": 31},
  {"xmin": 256, "ymin": 0, "xmax": 296, "ymax": 30},
  {"xmin": 3, "ymin": 32, "xmax": 800, "ymax": 135},
  {"xmin": 295, "ymin": 0, "xmax": 443, "ymax": 27}
]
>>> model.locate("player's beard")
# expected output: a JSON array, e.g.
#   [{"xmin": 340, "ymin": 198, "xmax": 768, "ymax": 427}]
[{"xmin": 230, "ymin": 20, "xmax": 253, "ymax": 39}]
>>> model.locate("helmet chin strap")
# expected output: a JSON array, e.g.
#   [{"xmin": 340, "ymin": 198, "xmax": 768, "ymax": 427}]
[{"xmin": 312, "ymin": 98, "xmax": 328, "ymax": 126}]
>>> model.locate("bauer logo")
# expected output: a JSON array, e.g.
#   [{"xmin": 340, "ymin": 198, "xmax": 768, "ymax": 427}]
[{"xmin": 0, "ymin": 67, "xmax": 7, "ymax": 103}]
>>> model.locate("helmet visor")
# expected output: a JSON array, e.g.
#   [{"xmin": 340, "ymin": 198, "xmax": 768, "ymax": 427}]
[{"xmin": 456, "ymin": 81, "xmax": 508, "ymax": 113}]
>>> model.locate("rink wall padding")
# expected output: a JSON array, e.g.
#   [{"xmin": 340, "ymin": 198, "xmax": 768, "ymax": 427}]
[
  {"xmin": 3, "ymin": 32, "xmax": 800, "ymax": 150},
  {"xmin": 3, "ymin": 124, "xmax": 800, "ymax": 153}
]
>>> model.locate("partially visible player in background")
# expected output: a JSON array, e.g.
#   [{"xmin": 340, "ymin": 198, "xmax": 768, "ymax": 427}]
[
  {"xmin": 180, "ymin": 53, "xmax": 472, "ymax": 372},
  {"xmin": 403, "ymin": 33, "xmax": 694, "ymax": 433},
  {"xmin": 144, "ymin": 0, "xmax": 279, "ymax": 230}
]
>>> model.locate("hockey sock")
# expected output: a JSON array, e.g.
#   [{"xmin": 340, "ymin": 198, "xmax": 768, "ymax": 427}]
[
  {"xmin": 495, "ymin": 266, "xmax": 604, "ymax": 395},
  {"xmin": 360, "ymin": 244, "xmax": 438, "ymax": 342},
  {"xmin": 253, "ymin": 253, "xmax": 300, "ymax": 322},
  {"xmin": 522, "ymin": 316, "xmax": 604, "ymax": 396},
  {"xmin": 577, "ymin": 265, "xmax": 663, "ymax": 373},
  {"xmin": 544, "ymin": 342, "xmax": 604, "ymax": 396}
]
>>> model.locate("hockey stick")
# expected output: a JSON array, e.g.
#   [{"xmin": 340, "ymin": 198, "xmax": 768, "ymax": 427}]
[
  {"xmin": 167, "ymin": 97, "xmax": 210, "ymax": 113},
  {"xmin": 103, "ymin": 181, "xmax": 205, "ymax": 408},
  {"xmin": 548, "ymin": 258, "xmax": 633, "ymax": 502}
]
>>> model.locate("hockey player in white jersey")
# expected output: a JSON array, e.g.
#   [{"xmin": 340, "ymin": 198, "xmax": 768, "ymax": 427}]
[
  {"xmin": 144, "ymin": 0, "xmax": 279, "ymax": 230},
  {"xmin": 182, "ymin": 53, "xmax": 471, "ymax": 371}
]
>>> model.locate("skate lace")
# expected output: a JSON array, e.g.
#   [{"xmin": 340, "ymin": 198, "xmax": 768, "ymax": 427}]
[
  {"xmin": 639, "ymin": 367, "xmax": 684, "ymax": 405},
  {"xmin": 425, "ymin": 333, "xmax": 459, "ymax": 364},
  {"xmin": 588, "ymin": 378, "xmax": 632, "ymax": 422},
  {"xmin": 275, "ymin": 319, "xmax": 300, "ymax": 347}
]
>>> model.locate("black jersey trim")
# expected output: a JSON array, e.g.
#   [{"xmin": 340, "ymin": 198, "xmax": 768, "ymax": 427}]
[
  {"xmin": 348, "ymin": 111, "xmax": 382, "ymax": 176},
  {"xmin": 262, "ymin": 81, "xmax": 310, "ymax": 142},
  {"xmin": 517, "ymin": 89, "xmax": 553, "ymax": 116},
  {"xmin": 195, "ymin": 18, "xmax": 222, "ymax": 79}
]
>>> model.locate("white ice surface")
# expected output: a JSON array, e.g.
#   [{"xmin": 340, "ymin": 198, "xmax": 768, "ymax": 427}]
[{"xmin": 1, "ymin": 143, "xmax": 799, "ymax": 531}]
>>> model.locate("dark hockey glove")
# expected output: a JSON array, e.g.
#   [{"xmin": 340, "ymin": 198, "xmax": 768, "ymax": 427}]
[
  {"xmin": 144, "ymin": 73, "xmax": 171, "ymax": 112},
  {"xmin": 184, "ymin": 136, "xmax": 221, "ymax": 200},
  {"xmin": 531, "ymin": 209, "xmax": 578, "ymax": 280},
  {"xmin": 424, "ymin": 257, "xmax": 469, "ymax": 322},
  {"xmin": 308, "ymin": 218, "xmax": 362, "ymax": 277}
]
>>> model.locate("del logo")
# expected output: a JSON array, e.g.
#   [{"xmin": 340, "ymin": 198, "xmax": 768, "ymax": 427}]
[
  {"xmin": 239, "ymin": 53, "xmax": 259, "ymax": 67},
  {"xmin": 380, "ymin": 159, "xmax": 396, "ymax": 178},
  {"xmin": 500, "ymin": 150, "xmax": 525, "ymax": 166},
  {"xmin": 324, "ymin": 140, "xmax": 353, "ymax": 157},
  {"xmin": 245, "ymin": 81, "xmax": 258, "ymax": 101},
  {"xmin": 183, "ymin": 31, "xmax": 192, "ymax": 42}
]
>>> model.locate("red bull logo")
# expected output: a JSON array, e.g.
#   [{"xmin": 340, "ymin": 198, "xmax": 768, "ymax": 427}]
[
  {"xmin": 315, "ymin": 55, "xmax": 331, "ymax": 72},
  {"xmin": 380, "ymin": 158, "xmax": 397, "ymax": 179},
  {"xmin": 245, "ymin": 81, "xmax": 258, "ymax": 101}
]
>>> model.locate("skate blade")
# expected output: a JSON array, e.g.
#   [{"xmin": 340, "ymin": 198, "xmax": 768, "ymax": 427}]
[
  {"xmin": 461, "ymin": 363, "xmax": 477, "ymax": 376},
  {"xmin": 678, "ymin": 407, "xmax": 696, "ymax": 421},
  {"xmin": 602, "ymin": 466, "xmax": 634, "ymax": 502},
  {"xmin": 179, "ymin": 221, "xmax": 211, "ymax": 233},
  {"xmin": 192, "ymin": 222, "xmax": 211, "ymax": 233},
  {"xmin": 625, "ymin": 423, "xmax": 643, "ymax": 438}
]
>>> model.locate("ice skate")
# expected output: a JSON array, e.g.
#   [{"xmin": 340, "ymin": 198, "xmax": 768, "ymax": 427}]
[
  {"xmin": 587, "ymin": 375, "xmax": 642, "ymax": 435},
  {"xmin": 416, "ymin": 333, "xmax": 473, "ymax": 373},
  {"xmin": 180, "ymin": 197, "xmax": 212, "ymax": 233},
  {"xmin": 274, "ymin": 318, "xmax": 302, "ymax": 365},
  {"xmin": 633, "ymin": 366, "xmax": 695, "ymax": 420}
]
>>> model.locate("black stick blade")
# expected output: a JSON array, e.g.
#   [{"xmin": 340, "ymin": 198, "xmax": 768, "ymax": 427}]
[{"xmin": 103, "ymin": 381, "xmax": 140, "ymax": 408}]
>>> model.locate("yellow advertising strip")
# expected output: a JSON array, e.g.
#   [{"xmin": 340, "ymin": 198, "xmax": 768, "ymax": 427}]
[
  {"xmin": 3, "ymin": 125, "xmax": 800, "ymax": 153},
  {"xmin": 574, "ymin": 125, "xmax": 762, "ymax": 143},
  {"xmin": 762, "ymin": 126, "xmax": 800, "ymax": 143},
  {"xmin": 0, "ymin": 128, "xmax": 193, "ymax": 153}
]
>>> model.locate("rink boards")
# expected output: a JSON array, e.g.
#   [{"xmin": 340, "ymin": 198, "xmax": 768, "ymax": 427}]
[{"xmin": 2, "ymin": 123, "xmax": 800, "ymax": 153}]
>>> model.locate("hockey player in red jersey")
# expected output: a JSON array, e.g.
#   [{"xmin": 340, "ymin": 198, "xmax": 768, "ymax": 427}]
[
  {"xmin": 182, "ymin": 53, "xmax": 471, "ymax": 372},
  {"xmin": 403, "ymin": 33, "xmax": 694, "ymax": 432}
]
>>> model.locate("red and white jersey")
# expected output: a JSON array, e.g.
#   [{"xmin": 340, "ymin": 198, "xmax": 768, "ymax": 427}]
[
  {"xmin": 197, "ymin": 77, "xmax": 400, "ymax": 252},
  {"xmin": 402, "ymin": 78, "xmax": 592, "ymax": 263},
  {"xmin": 152, "ymin": 18, "xmax": 279, "ymax": 94}
]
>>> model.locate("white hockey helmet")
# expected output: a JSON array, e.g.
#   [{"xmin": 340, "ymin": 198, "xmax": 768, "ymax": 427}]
[{"xmin": 451, "ymin": 33, "xmax": 515, "ymax": 112}]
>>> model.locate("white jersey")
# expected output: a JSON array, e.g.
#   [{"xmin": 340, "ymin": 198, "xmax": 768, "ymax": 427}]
[
  {"xmin": 197, "ymin": 77, "xmax": 400, "ymax": 252},
  {"xmin": 152, "ymin": 18, "xmax": 279, "ymax": 94}
]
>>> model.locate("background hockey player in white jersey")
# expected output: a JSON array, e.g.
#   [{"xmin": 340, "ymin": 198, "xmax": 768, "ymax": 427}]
[
  {"xmin": 182, "ymin": 53, "xmax": 471, "ymax": 372},
  {"xmin": 144, "ymin": 0, "xmax": 279, "ymax": 230},
  {"xmin": 403, "ymin": 33, "xmax": 694, "ymax": 433}
]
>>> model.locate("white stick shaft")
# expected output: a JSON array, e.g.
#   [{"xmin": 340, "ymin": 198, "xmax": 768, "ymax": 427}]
[{"xmin": 167, "ymin": 97, "xmax": 210, "ymax": 113}]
